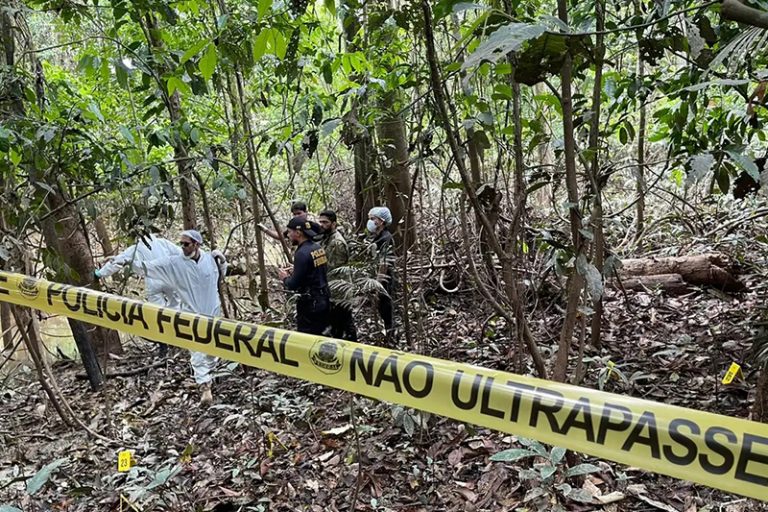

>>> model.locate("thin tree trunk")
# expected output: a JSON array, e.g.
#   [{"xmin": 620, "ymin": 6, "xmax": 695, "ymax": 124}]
[
  {"xmin": 635, "ymin": 18, "xmax": 647, "ymax": 244},
  {"xmin": 193, "ymin": 170, "xmax": 216, "ymax": 247},
  {"xmin": 234, "ymin": 69, "xmax": 270, "ymax": 309},
  {"xmin": 0, "ymin": 304, "xmax": 13, "ymax": 352},
  {"xmin": 422, "ymin": 0, "xmax": 546, "ymax": 378},
  {"xmin": 554, "ymin": 0, "xmax": 584, "ymax": 382},
  {"xmin": 588, "ymin": 0, "xmax": 606, "ymax": 350},
  {"xmin": 141, "ymin": 13, "xmax": 197, "ymax": 229},
  {"xmin": 756, "ymin": 365, "xmax": 768, "ymax": 423}
]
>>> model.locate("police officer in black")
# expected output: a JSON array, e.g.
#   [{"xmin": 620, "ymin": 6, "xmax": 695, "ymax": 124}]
[{"xmin": 278, "ymin": 217, "xmax": 330, "ymax": 335}]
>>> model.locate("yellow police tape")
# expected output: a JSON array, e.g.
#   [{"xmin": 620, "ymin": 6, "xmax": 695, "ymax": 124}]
[{"xmin": 1, "ymin": 271, "xmax": 766, "ymax": 501}]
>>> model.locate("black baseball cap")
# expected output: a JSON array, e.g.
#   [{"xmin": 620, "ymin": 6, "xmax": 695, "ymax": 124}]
[{"xmin": 287, "ymin": 217, "xmax": 320, "ymax": 237}]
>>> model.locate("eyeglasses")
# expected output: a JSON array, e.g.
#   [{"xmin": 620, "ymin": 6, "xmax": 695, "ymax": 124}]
[{"xmin": 179, "ymin": 241, "xmax": 193, "ymax": 247}]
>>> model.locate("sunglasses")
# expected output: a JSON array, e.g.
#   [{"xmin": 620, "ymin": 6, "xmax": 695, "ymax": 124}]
[{"xmin": 179, "ymin": 241, "xmax": 194, "ymax": 247}]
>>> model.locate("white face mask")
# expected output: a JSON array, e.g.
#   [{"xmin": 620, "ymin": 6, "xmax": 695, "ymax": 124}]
[{"xmin": 366, "ymin": 220, "xmax": 378, "ymax": 233}]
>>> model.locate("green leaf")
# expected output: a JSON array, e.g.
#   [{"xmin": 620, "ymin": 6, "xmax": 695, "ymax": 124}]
[
  {"xmin": 199, "ymin": 43, "xmax": 218, "ymax": 81},
  {"xmin": 539, "ymin": 464, "xmax": 557, "ymax": 480},
  {"xmin": 180, "ymin": 39, "xmax": 209, "ymax": 64},
  {"xmin": 119, "ymin": 126, "xmax": 136, "ymax": 145},
  {"xmin": 550, "ymin": 446, "xmax": 566, "ymax": 464},
  {"xmin": 253, "ymin": 30, "xmax": 268, "ymax": 60},
  {"xmin": 682, "ymin": 79, "xmax": 749, "ymax": 92},
  {"xmin": 727, "ymin": 150, "xmax": 760, "ymax": 182},
  {"xmin": 323, "ymin": 0, "xmax": 335, "ymax": 16},
  {"xmin": 463, "ymin": 23, "xmax": 547, "ymax": 70},
  {"xmin": 27, "ymin": 458, "xmax": 68, "ymax": 495},
  {"xmin": 565, "ymin": 463, "xmax": 602, "ymax": 478},
  {"xmin": 167, "ymin": 77, "xmax": 191, "ymax": 97},
  {"xmin": 489, "ymin": 448, "xmax": 537, "ymax": 462},
  {"xmin": 258, "ymin": 0, "xmax": 272, "ymax": 19},
  {"xmin": 115, "ymin": 62, "xmax": 129, "ymax": 89}
]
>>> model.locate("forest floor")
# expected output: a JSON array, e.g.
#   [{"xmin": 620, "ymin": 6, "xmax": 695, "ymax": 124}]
[{"xmin": 2, "ymin": 240, "xmax": 768, "ymax": 511}]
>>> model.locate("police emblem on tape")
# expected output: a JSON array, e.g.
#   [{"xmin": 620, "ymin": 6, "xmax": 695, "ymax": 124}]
[
  {"xmin": 17, "ymin": 277, "xmax": 39, "ymax": 300},
  {"xmin": 310, "ymin": 339, "xmax": 345, "ymax": 374}
]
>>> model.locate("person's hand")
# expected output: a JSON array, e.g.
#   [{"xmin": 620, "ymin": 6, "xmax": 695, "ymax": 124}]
[
  {"xmin": 278, "ymin": 267, "xmax": 291, "ymax": 280},
  {"xmin": 93, "ymin": 269, "xmax": 101, "ymax": 279}
]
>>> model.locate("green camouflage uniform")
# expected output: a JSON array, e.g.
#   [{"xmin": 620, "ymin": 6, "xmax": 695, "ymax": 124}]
[{"xmin": 322, "ymin": 230, "xmax": 349, "ymax": 271}]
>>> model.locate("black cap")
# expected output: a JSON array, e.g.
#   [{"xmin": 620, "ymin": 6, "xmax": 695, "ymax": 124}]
[{"xmin": 287, "ymin": 217, "xmax": 319, "ymax": 238}]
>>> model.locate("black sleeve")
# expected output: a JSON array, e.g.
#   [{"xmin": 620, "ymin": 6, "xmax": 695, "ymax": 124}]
[{"xmin": 284, "ymin": 250, "xmax": 310, "ymax": 290}]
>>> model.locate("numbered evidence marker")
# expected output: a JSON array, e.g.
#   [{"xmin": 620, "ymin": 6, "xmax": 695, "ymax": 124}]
[
  {"xmin": 722, "ymin": 362, "xmax": 744, "ymax": 385},
  {"xmin": 118, "ymin": 450, "xmax": 133, "ymax": 472}
]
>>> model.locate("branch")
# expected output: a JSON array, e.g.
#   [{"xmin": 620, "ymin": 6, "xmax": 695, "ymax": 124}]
[{"xmin": 722, "ymin": 0, "xmax": 768, "ymax": 30}]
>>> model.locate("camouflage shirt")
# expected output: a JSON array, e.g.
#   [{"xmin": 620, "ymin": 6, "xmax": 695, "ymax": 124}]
[{"xmin": 321, "ymin": 230, "xmax": 349, "ymax": 273}]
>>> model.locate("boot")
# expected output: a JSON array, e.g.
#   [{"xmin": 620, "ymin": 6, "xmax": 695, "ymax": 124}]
[{"xmin": 200, "ymin": 382, "xmax": 213, "ymax": 405}]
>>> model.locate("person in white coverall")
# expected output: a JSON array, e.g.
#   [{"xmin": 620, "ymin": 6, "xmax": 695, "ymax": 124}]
[
  {"xmin": 141, "ymin": 229, "xmax": 226, "ymax": 406},
  {"xmin": 95, "ymin": 234, "xmax": 183, "ymax": 310}
]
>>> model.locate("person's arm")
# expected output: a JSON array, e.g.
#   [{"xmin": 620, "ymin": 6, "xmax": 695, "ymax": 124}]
[
  {"xmin": 376, "ymin": 238, "xmax": 392, "ymax": 281},
  {"xmin": 258, "ymin": 223, "xmax": 283, "ymax": 241},
  {"xmin": 211, "ymin": 250, "xmax": 227, "ymax": 276},
  {"xmin": 95, "ymin": 246, "xmax": 135, "ymax": 278},
  {"xmin": 283, "ymin": 251, "xmax": 310, "ymax": 290}
]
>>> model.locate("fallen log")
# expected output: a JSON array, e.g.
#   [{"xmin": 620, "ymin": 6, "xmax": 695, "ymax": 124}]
[
  {"xmin": 618, "ymin": 253, "xmax": 744, "ymax": 291},
  {"xmin": 611, "ymin": 273, "xmax": 691, "ymax": 295}
]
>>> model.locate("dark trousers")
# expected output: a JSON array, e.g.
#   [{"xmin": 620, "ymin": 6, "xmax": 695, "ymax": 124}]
[
  {"xmin": 296, "ymin": 296, "xmax": 330, "ymax": 335},
  {"xmin": 377, "ymin": 291, "xmax": 393, "ymax": 332},
  {"xmin": 330, "ymin": 303, "xmax": 357, "ymax": 341}
]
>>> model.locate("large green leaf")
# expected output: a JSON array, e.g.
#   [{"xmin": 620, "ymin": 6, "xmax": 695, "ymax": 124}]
[
  {"xmin": 462, "ymin": 23, "xmax": 546, "ymax": 70},
  {"xmin": 27, "ymin": 458, "xmax": 68, "ymax": 495},
  {"xmin": 489, "ymin": 448, "xmax": 537, "ymax": 462},
  {"xmin": 199, "ymin": 43, "xmax": 218, "ymax": 81},
  {"xmin": 180, "ymin": 39, "xmax": 209, "ymax": 64}
]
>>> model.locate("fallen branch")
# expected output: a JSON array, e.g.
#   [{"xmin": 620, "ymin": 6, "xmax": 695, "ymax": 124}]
[{"xmin": 75, "ymin": 359, "xmax": 165, "ymax": 380}]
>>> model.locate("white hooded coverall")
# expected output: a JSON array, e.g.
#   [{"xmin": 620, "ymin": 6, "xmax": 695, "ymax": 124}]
[
  {"xmin": 96, "ymin": 235, "xmax": 182, "ymax": 309},
  {"xmin": 142, "ymin": 251, "xmax": 226, "ymax": 385}
]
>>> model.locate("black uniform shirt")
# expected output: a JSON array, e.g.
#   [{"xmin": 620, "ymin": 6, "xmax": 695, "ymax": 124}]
[{"xmin": 284, "ymin": 240, "xmax": 329, "ymax": 294}]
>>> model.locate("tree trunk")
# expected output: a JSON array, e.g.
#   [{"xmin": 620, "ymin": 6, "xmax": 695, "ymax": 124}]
[
  {"xmin": 421, "ymin": 0, "xmax": 546, "ymax": 378},
  {"xmin": 375, "ymin": 96, "xmax": 416, "ymax": 250},
  {"xmin": 93, "ymin": 216, "xmax": 115, "ymax": 257},
  {"xmin": 635, "ymin": 0, "xmax": 646, "ymax": 245},
  {"xmin": 341, "ymin": 1, "xmax": 379, "ymax": 230},
  {"xmin": 755, "ymin": 365, "xmax": 768, "ymax": 423},
  {"xmin": 0, "ymin": 303, "xmax": 13, "ymax": 352},
  {"xmin": 588, "ymin": 0, "xmax": 606, "ymax": 350},
  {"xmin": 554, "ymin": 0, "xmax": 584, "ymax": 382},
  {"xmin": 141, "ymin": 13, "xmax": 197, "ymax": 230}
]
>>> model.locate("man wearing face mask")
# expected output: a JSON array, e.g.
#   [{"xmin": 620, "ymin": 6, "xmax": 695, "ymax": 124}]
[
  {"xmin": 367, "ymin": 206, "xmax": 395, "ymax": 338},
  {"xmin": 317, "ymin": 210, "xmax": 357, "ymax": 341},
  {"xmin": 278, "ymin": 218, "xmax": 330, "ymax": 335},
  {"xmin": 142, "ymin": 230, "xmax": 226, "ymax": 406}
]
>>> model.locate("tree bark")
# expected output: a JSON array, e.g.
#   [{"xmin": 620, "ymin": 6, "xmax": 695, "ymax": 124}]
[
  {"xmin": 93, "ymin": 216, "xmax": 114, "ymax": 257},
  {"xmin": 421, "ymin": 0, "xmax": 546, "ymax": 378},
  {"xmin": 375, "ymin": 96, "xmax": 416, "ymax": 250},
  {"xmin": 554, "ymin": 0, "xmax": 584, "ymax": 382},
  {"xmin": 722, "ymin": 0, "xmax": 768, "ymax": 30},
  {"xmin": 755, "ymin": 365, "xmax": 768, "ymax": 423},
  {"xmin": 588, "ymin": 0, "xmax": 606, "ymax": 350},
  {"xmin": 141, "ymin": 13, "xmax": 198, "ymax": 230},
  {"xmin": 619, "ymin": 253, "xmax": 743, "ymax": 290},
  {"xmin": 0, "ymin": 304, "xmax": 13, "ymax": 352},
  {"xmin": 635, "ymin": 1, "xmax": 647, "ymax": 245},
  {"xmin": 611, "ymin": 273, "xmax": 690, "ymax": 294}
]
